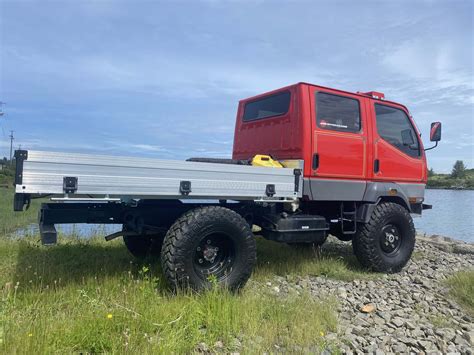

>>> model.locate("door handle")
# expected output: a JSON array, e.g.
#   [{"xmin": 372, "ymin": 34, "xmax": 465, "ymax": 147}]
[
  {"xmin": 312, "ymin": 154, "xmax": 319, "ymax": 170},
  {"xmin": 374, "ymin": 159, "xmax": 380, "ymax": 173}
]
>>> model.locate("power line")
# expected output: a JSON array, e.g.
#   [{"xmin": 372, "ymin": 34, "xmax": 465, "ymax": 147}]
[
  {"xmin": 9, "ymin": 130, "xmax": 14, "ymax": 163},
  {"xmin": 0, "ymin": 102, "xmax": 5, "ymax": 137},
  {"xmin": 0, "ymin": 103, "xmax": 6, "ymax": 158},
  {"xmin": 0, "ymin": 117, "xmax": 5, "ymax": 137}
]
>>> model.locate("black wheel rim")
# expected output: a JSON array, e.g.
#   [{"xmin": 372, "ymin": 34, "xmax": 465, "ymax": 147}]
[
  {"xmin": 193, "ymin": 233, "xmax": 236, "ymax": 280},
  {"xmin": 380, "ymin": 224, "xmax": 402, "ymax": 255}
]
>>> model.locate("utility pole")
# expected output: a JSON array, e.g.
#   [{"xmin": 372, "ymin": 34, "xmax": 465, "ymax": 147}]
[{"xmin": 9, "ymin": 130, "xmax": 14, "ymax": 163}]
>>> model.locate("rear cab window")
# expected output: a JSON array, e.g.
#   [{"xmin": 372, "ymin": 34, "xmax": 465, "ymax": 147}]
[
  {"xmin": 243, "ymin": 91, "xmax": 291, "ymax": 121},
  {"xmin": 316, "ymin": 92, "xmax": 361, "ymax": 133},
  {"xmin": 374, "ymin": 104, "xmax": 421, "ymax": 158}
]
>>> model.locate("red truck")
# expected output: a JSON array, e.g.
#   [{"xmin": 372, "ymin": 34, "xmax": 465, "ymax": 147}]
[{"xmin": 13, "ymin": 82, "xmax": 441, "ymax": 290}]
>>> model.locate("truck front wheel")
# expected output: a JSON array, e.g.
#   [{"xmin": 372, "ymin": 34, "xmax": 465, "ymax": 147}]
[
  {"xmin": 161, "ymin": 206, "xmax": 257, "ymax": 291},
  {"xmin": 352, "ymin": 202, "xmax": 415, "ymax": 273}
]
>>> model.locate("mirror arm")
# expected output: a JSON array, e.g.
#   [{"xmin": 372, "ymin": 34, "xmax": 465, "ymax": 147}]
[{"xmin": 424, "ymin": 141, "xmax": 438, "ymax": 151}]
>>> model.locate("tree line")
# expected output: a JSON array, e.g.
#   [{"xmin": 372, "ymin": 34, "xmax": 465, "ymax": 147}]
[
  {"xmin": 428, "ymin": 160, "xmax": 473, "ymax": 190},
  {"xmin": 428, "ymin": 160, "xmax": 469, "ymax": 179}
]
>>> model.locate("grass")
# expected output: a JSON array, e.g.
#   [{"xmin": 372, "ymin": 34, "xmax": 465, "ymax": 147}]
[
  {"xmin": 446, "ymin": 270, "xmax": 474, "ymax": 316},
  {"xmin": 428, "ymin": 314, "xmax": 455, "ymax": 329},
  {"xmin": 0, "ymin": 235, "xmax": 339, "ymax": 353},
  {"xmin": 411, "ymin": 251, "xmax": 424, "ymax": 261},
  {"xmin": 0, "ymin": 189, "xmax": 42, "ymax": 236},
  {"xmin": 0, "ymin": 166, "xmax": 14, "ymax": 186},
  {"xmin": 0, "ymin": 192, "xmax": 375, "ymax": 353},
  {"xmin": 254, "ymin": 238, "xmax": 374, "ymax": 282}
]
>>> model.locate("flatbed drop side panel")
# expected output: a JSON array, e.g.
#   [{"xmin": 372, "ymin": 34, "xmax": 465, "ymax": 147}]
[{"xmin": 13, "ymin": 150, "xmax": 303, "ymax": 205}]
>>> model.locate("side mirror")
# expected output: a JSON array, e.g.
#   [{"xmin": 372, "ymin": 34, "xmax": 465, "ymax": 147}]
[
  {"xmin": 430, "ymin": 122, "xmax": 442, "ymax": 142},
  {"xmin": 401, "ymin": 129, "xmax": 415, "ymax": 146}
]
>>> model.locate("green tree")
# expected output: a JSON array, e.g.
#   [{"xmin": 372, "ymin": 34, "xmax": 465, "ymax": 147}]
[
  {"xmin": 428, "ymin": 168, "xmax": 435, "ymax": 177},
  {"xmin": 451, "ymin": 160, "xmax": 466, "ymax": 179}
]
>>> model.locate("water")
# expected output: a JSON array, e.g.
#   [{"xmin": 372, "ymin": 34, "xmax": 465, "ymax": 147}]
[
  {"xmin": 415, "ymin": 189, "xmax": 474, "ymax": 243},
  {"xmin": 13, "ymin": 189, "xmax": 473, "ymax": 243},
  {"xmin": 15, "ymin": 223, "xmax": 121, "ymax": 238}
]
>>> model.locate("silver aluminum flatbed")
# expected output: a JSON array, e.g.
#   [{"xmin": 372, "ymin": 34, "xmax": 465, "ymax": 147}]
[{"xmin": 14, "ymin": 150, "xmax": 302, "ymax": 202}]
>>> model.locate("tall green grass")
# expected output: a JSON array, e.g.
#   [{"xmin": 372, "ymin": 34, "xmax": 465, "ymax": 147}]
[
  {"xmin": 0, "ymin": 189, "xmax": 41, "ymax": 236},
  {"xmin": 0, "ymin": 191, "xmax": 379, "ymax": 352},
  {"xmin": 446, "ymin": 270, "xmax": 474, "ymax": 316},
  {"xmin": 0, "ymin": 236, "xmax": 338, "ymax": 353}
]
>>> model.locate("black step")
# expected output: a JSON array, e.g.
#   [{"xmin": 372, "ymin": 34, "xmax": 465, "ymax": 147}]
[{"xmin": 340, "ymin": 202, "xmax": 357, "ymax": 235}]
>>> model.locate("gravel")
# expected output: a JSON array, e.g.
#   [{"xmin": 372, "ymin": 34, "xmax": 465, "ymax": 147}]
[{"xmin": 265, "ymin": 234, "xmax": 474, "ymax": 354}]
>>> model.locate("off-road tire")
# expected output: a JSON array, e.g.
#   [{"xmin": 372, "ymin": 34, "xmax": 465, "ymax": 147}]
[
  {"xmin": 123, "ymin": 227, "xmax": 166, "ymax": 259},
  {"xmin": 352, "ymin": 202, "xmax": 415, "ymax": 273},
  {"xmin": 161, "ymin": 206, "xmax": 256, "ymax": 291}
]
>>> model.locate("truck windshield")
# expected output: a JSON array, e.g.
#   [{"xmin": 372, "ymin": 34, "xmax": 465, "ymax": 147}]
[{"xmin": 243, "ymin": 91, "xmax": 290, "ymax": 121}]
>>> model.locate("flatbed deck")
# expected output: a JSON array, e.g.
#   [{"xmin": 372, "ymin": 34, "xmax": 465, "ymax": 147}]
[{"xmin": 14, "ymin": 150, "xmax": 302, "ymax": 205}]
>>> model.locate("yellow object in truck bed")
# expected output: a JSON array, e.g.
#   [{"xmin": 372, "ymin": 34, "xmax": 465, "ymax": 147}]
[{"xmin": 251, "ymin": 155, "xmax": 283, "ymax": 168}]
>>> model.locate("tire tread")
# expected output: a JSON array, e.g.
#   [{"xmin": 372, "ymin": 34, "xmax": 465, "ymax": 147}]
[
  {"xmin": 161, "ymin": 206, "xmax": 256, "ymax": 290},
  {"xmin": 353, "ymin": 202, "xmax": 415, "ymax": 273}
]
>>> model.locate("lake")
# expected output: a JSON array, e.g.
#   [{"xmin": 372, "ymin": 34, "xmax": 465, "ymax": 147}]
[
  {"xmin": 415, "ymin": 189, "xmax": 474, "ymax": 243},
  {"xmin": 14, "ymin": 189, "xmax": 473, "ymax": 244}
]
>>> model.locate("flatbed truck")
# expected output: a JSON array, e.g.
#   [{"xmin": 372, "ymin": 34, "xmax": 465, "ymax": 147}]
[{"xmin": 12, "ymin": 82, "xmax": 441, "ymax": 290}]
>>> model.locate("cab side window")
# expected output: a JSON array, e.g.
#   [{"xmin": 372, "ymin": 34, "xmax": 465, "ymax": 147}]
[
  {"xmin": 316, "ymin": 92, "xmax": 361, "ymax": 133},
  {"xmin": 375, "ymin": 104, "xmax": 420, "ymax": 158},
  {"xmin": 243, "ymin": 91, "xmax": 291, "ymax": 121}
]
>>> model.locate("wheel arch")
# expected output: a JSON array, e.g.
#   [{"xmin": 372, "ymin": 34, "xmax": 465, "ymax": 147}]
[
  {"xmin": 378, "ymin": 196, "xmax": 410, "ymax": 211},
  {"xmin": 363, "ymin": 182, "xmax": 413, "ymax": 212},
  {"xmin": 357, "ymin": 196, "xmax": 410, "ymax": 224}
]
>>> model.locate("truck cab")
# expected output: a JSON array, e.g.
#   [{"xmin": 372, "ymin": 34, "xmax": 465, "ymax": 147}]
[{"xmin": 233, "ymin": 82, "xmax": 428, "ymax": 208}]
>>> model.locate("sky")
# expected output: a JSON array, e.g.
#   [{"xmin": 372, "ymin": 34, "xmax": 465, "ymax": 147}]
[{"xmin": 0, "ymin": 0, "xmax": 472, "ymax": 173}]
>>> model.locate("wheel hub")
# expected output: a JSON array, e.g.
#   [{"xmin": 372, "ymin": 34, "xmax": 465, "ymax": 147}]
[
  {"xmin": 202, "ymin": 244, "xmax": 219, "ymax": 263},
  {"xmin": 386, "ymin": 233, "xmax": 396, "ymax": 243},
  {"xmin": 193, "ymin": 233, "xmax": 236, "ymax": 279},
  {"xmin": 380, "ymin": 224, "xmax": 401, "ymax": 254}
]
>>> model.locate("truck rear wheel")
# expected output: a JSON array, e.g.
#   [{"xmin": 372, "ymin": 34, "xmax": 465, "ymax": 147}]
[
  {"xmin": 352, "ymin": 202, "xmax": 415, "ymax": 273},
  {"xmin": 161, "ymin": 206, "xmax": 256, "ymax": 291},
  {"xmin": 123, "ymin": 227, "xmax": 165, "ymax": 259}
]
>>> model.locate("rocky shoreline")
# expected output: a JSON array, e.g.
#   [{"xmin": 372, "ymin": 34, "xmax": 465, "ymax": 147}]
[{"xmin": 268, "ymin": 234, "xmax": 474, "ymax": 354}]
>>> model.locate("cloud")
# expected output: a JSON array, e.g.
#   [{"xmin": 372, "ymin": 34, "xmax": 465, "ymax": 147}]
[
  {"xmin": 383, "ymin": 40, "xmax": 453, "ymax": 80},
  {"xmin": 126, "ymin": 144, "xmax": 169, "ymax": 153},
  {"xmin": 381, "ymin": 39, "xmax": 473, "ymax": 106},
  {"xmin": 1, "ymin": 0, "xmax": 472, "ymax": 171}
]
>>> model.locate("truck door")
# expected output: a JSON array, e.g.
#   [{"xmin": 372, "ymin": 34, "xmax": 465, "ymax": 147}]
[
  {"xmin": 310, "ymin": 89, "xmax": 369, "ymax": 180},
  {"xmin": 369, "ymin": 102, "xmax": 425, "ymax": 182}
]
